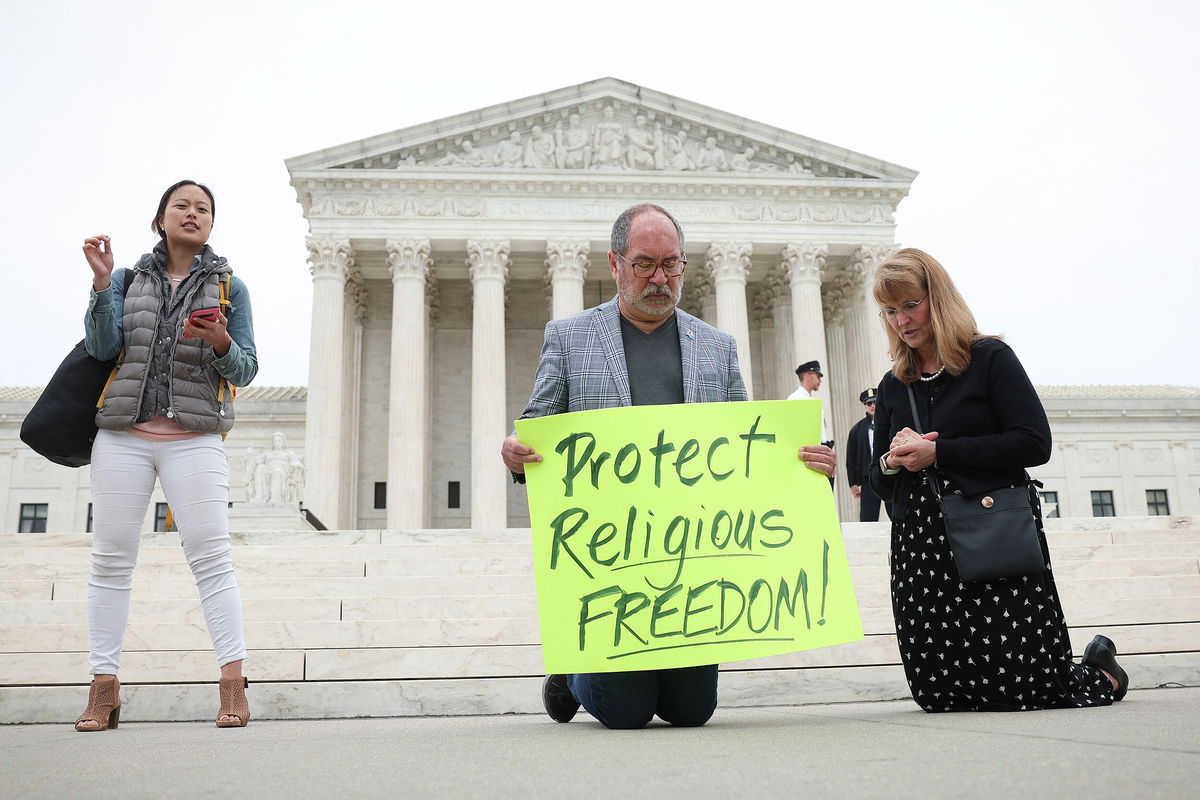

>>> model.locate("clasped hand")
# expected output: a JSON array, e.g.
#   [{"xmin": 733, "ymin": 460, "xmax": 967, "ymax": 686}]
[{"xmin": 887, "ymin": 427, "xmax": 939, "ymax": 472}]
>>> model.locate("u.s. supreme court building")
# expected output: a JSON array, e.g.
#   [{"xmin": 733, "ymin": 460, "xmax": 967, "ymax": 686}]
[{"xmin": 2, "ymin": 78, "xmax": 1198, "ymax": 532}]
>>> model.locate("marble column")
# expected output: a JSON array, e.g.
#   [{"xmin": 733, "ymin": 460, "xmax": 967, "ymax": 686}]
[
  {"xmin": 468, "ymin": 239, "xmax": 511, "ymax": 529},
  {"xmin": 783, "ymin": 243, "xmax": 829, "ymax": 385},
  {"xmin": 843, "ymin": 249, "xmax": 877, "ymax": 410},
  {"xmin": 1057, "ymin": 441, "xmax": 1082, "ymax": 518},
  {"xmin": 751, "ymin": 286, "xmax": 776, "ymax": 402},
  {"xmin": 546, "ymin": 240, "xmax": 590, "ymax": 320},
  {"xmin": 0, "ymin": 452, "xmax": 13, "ymax": 533},
  {"xmin": 303, "ymin": 237, "xmax": 353, "ymax": 529},
  {"xmin": 386, "ymin": 238, "xmax": 433, "ymax": 529},
  {"xmin": 758, "ymin": 267, "xmax": 794, "ymax": 400},
  {"xmin": 1168, "ymin": 441, "xmax": 1192, "ymax": 515},
  {"xmin": 689, "ymin": 261, "xmax": 717, "ymax": 325},
  {"xmin": 706, "ymin": 242, "xmax": 755, "ymax": 399},
  {"xmin": 823, "ymin": 279, "xmax": 856, "ymax": 520},
  {"xmin": 341, "ymin": 268, "xmax": 366, "ymax": 529}
]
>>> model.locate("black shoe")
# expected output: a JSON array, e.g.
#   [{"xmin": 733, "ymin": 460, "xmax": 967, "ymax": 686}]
[
  {"xmin": 1082, "ymin": 635, "xmax": 1129, "ymax": 701},
  {"xmin": 542, "ymin": 674, "xmax": 579, "ymax": 723}
]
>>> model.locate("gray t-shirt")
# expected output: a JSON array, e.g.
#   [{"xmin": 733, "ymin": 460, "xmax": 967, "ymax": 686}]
[{"xmin": 620, "ymin": 312, "xmax": 684, "ymax": 406}]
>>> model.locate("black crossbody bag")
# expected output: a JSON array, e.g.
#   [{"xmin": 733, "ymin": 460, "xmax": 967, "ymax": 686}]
[
  {"xmin": 19, "ymin": 272, "xmax": 135, "ymax": 468},
  {"xmin": 905, "ymin": 384, "xmax": 1046, "ymax": 582}
]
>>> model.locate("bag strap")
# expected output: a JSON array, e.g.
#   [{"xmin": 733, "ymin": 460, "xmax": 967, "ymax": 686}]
[
  {"xmin": 96, "ymin": 270, "xmax": 138, "ymax": 409},
  {"xmin": 904, "ymin": 383, "xmax": 942, "ymax": 500}
]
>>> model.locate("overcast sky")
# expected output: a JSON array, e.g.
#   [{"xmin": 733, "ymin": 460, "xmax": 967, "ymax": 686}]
[{"xmin": 2, "ymin": 0, "xmax": 1196, "ymax": 390}]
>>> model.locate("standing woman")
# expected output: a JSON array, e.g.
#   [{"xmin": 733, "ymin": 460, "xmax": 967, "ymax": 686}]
[
  {"xmin": 75, "ymin": 180, "xmax": 256, "ymax": 730},
  {"xmin": 867, "ymin": 248, "xmax": 1127, "ymax": 712}
]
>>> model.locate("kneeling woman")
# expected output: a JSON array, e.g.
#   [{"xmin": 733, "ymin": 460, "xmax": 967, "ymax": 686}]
[
  {"xmin": 868, "ymin": 248, "xmax": 1126, "ymax": 712},
  {"xmin": 75, "ymin": 179, "xmax": 256, "ymax": 730}
]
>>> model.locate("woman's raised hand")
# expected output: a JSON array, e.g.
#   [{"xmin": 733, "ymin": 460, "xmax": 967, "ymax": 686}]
[{"xmin": 83, "ymin": 235, "xmax": 115, "ymax": 290}]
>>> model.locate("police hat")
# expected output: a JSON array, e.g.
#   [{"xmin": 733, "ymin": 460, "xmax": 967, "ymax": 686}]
[
  {"xmin": 860, "ymin": 388, "xmax": 877, "ymax": 405},
  {"xmin": 795, "ymin": 360, "xmax": 823, "ymax": 377}
]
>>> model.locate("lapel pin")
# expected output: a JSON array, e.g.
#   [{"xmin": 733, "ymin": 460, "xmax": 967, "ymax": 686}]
[{"xmin": 686, "ymin": 329, "xmax": 695, "ymax": 340}]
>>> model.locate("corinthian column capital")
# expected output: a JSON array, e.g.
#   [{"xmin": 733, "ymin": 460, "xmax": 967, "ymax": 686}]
[
  {"xmin": 306, "ymin": 237, "xmax": 354, "ymax": 279},
  {"xmin": 781, "ymin": 242, "xmax": 827, "ymax": 285},
  {"xmin": 850, "ymin": 243, "xmax": 895, "ymax": 278},
  {"xmin": 385, "ymin": 238, "xmax": 432, "ymax": 281},
  {"xmin": 706, "ymin": 242, "xmax": 753, "ymax": 283},
  {"xmin": 467, "ymin": 239, "xmax": 511, "ymax": 283},
  {"xmin": 545, "ymin": 240, "xmax": 590, "ymax": 282}
]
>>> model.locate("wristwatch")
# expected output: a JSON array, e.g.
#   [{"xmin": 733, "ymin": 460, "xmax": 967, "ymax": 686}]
[{"xmin": 880, "ymin": 453, "xmax": 901, "ymax": 476}]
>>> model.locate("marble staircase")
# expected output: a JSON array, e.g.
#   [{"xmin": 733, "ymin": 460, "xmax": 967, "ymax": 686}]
[{"xmin": 1, "ymin": 517, "xmax": 1197, "ymax": 723}]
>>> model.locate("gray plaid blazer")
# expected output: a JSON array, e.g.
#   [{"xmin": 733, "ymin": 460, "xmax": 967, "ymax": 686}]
[{"xmin": 519, "ymin": 295, "xmax": 747, "ymax": 421}]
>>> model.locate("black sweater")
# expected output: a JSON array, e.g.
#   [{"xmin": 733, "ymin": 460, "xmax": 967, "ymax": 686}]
[{"xmin": 867, "ymin": 337, "xmax": 1051, "ymax": 518}]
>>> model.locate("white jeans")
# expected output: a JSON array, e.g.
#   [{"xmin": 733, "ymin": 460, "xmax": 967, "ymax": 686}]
[{"xmin": 88, "ymin": 429, "xmax": 247, "ymax": 674}]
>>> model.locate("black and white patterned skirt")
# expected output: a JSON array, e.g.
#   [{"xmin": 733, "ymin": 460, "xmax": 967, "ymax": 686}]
[{"xmin": 890, "ymin": 473, "xmax": 1114, "ymax": 712}]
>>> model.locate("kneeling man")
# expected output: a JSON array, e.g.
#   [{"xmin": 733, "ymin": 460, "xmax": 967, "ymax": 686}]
[{"xmin": 501, "ymin": 203, "xmax": 836, "ymax": 729}]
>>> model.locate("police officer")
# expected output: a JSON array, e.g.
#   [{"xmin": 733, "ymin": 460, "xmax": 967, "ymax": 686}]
[{"xmin": 846, "ymin": 388, "xmax": 888, "ymax": 521}]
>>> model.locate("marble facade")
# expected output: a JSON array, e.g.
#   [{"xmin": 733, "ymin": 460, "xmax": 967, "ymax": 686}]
[{"xmin": 286, "ymin": 78, "xmax": 916, "ymax": 526}]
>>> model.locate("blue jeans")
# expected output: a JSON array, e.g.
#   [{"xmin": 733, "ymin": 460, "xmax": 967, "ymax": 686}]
[{"xmin": 567, "ymin": 665, "xmax": 718, "ymax": 729}]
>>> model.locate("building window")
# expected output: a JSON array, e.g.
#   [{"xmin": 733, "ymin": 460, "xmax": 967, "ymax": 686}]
[
  {"xmin": 374, "ymin": 482, "xmax": 387, "ymax": 510},
  {"xmin": 154, "ymin": 503, "xmax": 175, "ymax": 532},
  {"xmin": 19, "ymin": 503, "xmax": 49, "ymax": 533},
  {"xmin": 87, "ymin": 503, "xmax": 94, "ymax": 533},
  {"xmin": 1039, "ymin": 491, "xmax": 1060, "ymax": 519},
  {"xmin": 448, "ymin": 481, "xmax": 461, "ymax": 509},
  {"xmin": 1091, "ymin": 490, "xmax": 1116, "ymax": 518},
  {"xmin": 1146, "ymin": 489, "xmax": 1170, "ymax": 516}
]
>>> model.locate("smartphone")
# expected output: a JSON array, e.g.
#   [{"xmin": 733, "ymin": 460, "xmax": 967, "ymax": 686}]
[{"xmin": 188, "ymin": 307, "xmax": 220, "ymax": 325}]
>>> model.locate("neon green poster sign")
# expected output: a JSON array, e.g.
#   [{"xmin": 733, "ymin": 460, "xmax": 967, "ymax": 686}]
[{"xmin": 516, "ymin": 400, "xmax": 863, "ymax": 674}]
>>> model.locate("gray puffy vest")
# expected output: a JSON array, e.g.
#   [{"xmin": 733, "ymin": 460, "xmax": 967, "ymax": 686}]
[{"xmin": 96, "ymin": 243, "xmax": 236, "ymax": 433}]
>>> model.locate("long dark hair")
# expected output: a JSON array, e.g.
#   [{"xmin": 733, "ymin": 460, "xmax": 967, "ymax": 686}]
[{"xmin": 151, "ymin": 179, "xmax": 216, "ymax": 238}]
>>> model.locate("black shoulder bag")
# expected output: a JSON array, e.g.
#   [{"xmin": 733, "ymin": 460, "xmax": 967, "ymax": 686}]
[
  {"xmin": 905, "ymin": 383, "xmax": 1046, "ymax": 582},
  {"xmin": 20, "ymin": 271, "xmax": 135, "ymax": 468}
]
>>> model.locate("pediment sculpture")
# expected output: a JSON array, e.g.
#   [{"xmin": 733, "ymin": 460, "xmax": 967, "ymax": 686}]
[{"xmin": 353, "ymin": 103, "xmax": 838, "ymax": 176}]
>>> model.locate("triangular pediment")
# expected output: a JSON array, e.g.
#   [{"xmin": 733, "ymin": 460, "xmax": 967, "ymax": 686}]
[{"xmin": 286, "ymin": 78, "xmax": 916, "ymax": 182}]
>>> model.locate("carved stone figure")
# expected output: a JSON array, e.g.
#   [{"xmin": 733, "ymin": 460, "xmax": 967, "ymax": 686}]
[
  {"xmin": 591, "ymin": 106, "xmax": 626, "ymax": 169},
  {"xmin": 785, "ymin": 153, "xmax": 814, "ymax": 175},
  {"xmin": 556, "ymin": 114, "xmax": 591, "ymax": 169},
  {"xmin": 729, "ymin": 147, "xmax": 758, "ymax": 172},
  {"xmin": 664, "ymin": 132, "xmax": 695, "ymax": 171},
  {"xmin": 437, "ymin": 141, "xmax": 487, "ymax": 167},
  {"xmin": 524, "ymin": 125, "xmax": 557, "ymax": 169},
  {"xmin": 245, "ymin": 432, "xmax": 305, "ymax": 507},
  {"xmin": 624, "ymin": 115, "xmax": 657, "ymax": 170},
  {"xmin": 695, "ymin": 137, "xmax": 728, "ymax": 172},
  {"xmin": 494, "ymin": 131, "xmax": 524, "ymax": 168}
]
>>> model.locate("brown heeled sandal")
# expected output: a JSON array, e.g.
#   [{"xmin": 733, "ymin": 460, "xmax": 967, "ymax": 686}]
[
  {"xmin": 75, "ymin": 677, "xmax": 121, "ymax": 732},
  {"xmin": 217, "ymin": 677, "xmax": 250, "ymax": 727}
]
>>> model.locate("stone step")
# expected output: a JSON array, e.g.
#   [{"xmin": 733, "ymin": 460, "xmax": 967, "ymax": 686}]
[
  {"xmin": 2, "ymin": 651, "xmax": 1196, "ymax": 723},
  {"xmin": 5, "ymin": 595, "xmax": 1197, "ymax": 640},
  {"xmin": 41, "ymin": 575, "xmax": 539, "ymax": 601},
  {"xmin": 1, "ymin": 649, "xmax": 305, "ymax": 685},
  {"xmin": 21, "ymin": 572, "xmax": 1200, "ymax": 607},
  {"xmin": 0, "ymin": 618, "xmax": 544, "ymax": 653},
  {"xmin": 8, "ymin": 621, "xmax": 1197, "ymax": 684},
  {"xmin": 0, "ymin": 595, "xmax": 536, "ymax": 625}
]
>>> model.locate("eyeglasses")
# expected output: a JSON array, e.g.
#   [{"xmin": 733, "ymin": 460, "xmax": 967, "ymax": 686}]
[
  {"xmin": 879, "ymin": 295, "xmax": 927, "ymax": 321},
  {"xmin": 614, "ymin": 252, "xmax": 687, "ymax": 278}
]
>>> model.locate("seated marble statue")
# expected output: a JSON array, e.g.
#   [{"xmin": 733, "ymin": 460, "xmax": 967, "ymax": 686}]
[
  {"xmin": 591, "ymin": 106, "xmax": 625, "ymax": 168},
  {"xmin": 557, "ymin": 115, "xmax": 591, "ymax": 169},
  {"xmin": 625, "ymin": 116, "xmax": 657, "ymax": 170},
  {"xmin": 524, "ymin": 126, "xmax": 557, "ymax": 169},
  {"xmin": 245, "ymin": 432, "xmax": 305, "ymax": 507},
  {"xmin": 695, "ymin": 137, "xmax": 728, "ymax": 172},
  {"xmin": 494, "ymin": 131, "xmax": 524, "ymax": 168}
]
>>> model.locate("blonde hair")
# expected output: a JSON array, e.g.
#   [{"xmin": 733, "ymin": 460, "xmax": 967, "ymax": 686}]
[{"xmin": 872, "ymin": 248, "xmax": 997, "ymax": 384}]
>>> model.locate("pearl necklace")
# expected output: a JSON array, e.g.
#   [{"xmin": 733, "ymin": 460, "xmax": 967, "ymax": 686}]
[{"xmin": 918, "ymin": 366, "xmax": 945, "ymax": 382}]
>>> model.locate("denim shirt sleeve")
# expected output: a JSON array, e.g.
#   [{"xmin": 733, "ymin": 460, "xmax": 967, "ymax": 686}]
[
  {"xmin": 84, "ymin": 268, "xmax": 126, "ymax": 361},
  {"xmin": 211, "ymin": 275, "xmax": 258, "ymax": 387}
]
